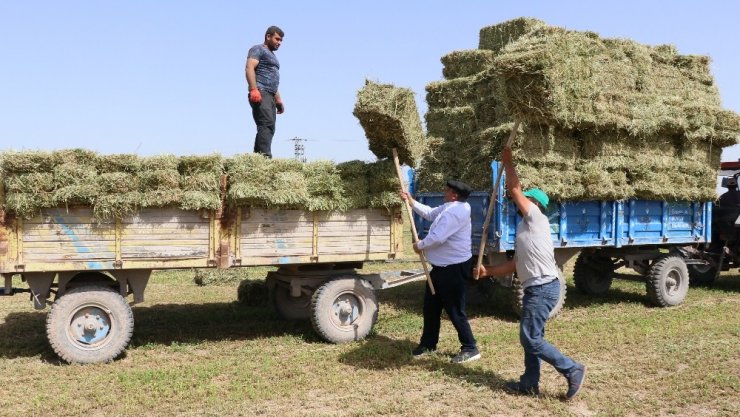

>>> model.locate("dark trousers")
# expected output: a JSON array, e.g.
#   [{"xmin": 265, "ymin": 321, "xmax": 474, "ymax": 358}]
[
  {"xmin": 250, "ymin": 91, "xmax": 276, "ymax": 158},
  {"xmin": 419, "ymin": 257, "xmax": 477, "ymax": 352}
]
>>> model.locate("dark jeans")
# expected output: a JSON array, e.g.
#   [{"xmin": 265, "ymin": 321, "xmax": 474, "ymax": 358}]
[
  {"xmin": 250, "ymin": 91, "xmax": 276, "ymax": 158},
  {"xmin": 419, "ymin": 257, "xmax": 477, "ymax": 352},
  {"xmin": 519, "ymin": 279, "xmax": 578, "ymax": 389}
]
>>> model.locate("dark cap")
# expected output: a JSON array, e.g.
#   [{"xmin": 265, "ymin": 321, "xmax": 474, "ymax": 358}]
[{"xmin": 446, "ymin": 180, "xmax": 472, "ymax": 199}]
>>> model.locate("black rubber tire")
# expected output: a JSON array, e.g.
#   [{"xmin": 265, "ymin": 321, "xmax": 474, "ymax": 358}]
[
  {"xmin": 46, "ymin": 286, "xmax": 133, "ymax": 364},
  {"xmin": 687, "ymin": 262, "xmax": 717, "ymax": 286},
  {"xmin": 310, "ymin": 277, "xmax": 378, "ymax": 343},
  {"xmin": 511, "ymin": 269, "xmax": 566, "ymax": 319},
  {"xmin": 573, "ymin": 252, "xmax": 615, "ymax": 295},
  {"xmin": 270, "ymin": 281, "xmax": 312, "ymax": 320},
  {"xmin": 647, "ymin": 255, "xmax": 690, "ymax": 307}
]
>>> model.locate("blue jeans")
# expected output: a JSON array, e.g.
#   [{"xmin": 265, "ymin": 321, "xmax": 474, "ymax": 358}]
[{"xmin": 519, "ymin": 279, "xmax": 578, "ymax": 389}]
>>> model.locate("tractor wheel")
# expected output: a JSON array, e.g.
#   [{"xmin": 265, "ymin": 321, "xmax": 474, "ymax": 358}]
[
  {"xmin": 647, "ymin": 255, "xmax": 690, "ymax": 307},
  {"xmin": 573, "ymin": 251, "xmax": 615, "ymax": 295},
  {"xmin": 310, "ymin": 277, "xmax": 378, "ymax": 343}
]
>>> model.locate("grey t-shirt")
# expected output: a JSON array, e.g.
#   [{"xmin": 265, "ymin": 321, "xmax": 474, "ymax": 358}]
[
  {"xmin": 514, "ymin": 202, "xmax": 559, "ymax": 288},
  {"xmin": 247, "ymin": 44, "xmax": 280, "ymax": 94}
]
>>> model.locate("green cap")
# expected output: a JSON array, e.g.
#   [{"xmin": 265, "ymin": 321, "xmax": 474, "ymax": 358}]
[{"xmin": 523, "ymin": 188, "xmax": 549, "ymax": 209}]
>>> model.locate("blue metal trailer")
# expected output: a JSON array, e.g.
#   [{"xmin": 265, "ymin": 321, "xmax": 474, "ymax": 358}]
[{"xmin": 413, "ymin": 161, "xmax": 712, "ymax": 311}]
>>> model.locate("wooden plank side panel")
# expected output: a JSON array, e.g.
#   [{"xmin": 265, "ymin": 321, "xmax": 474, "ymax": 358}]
[
  {"xmin": 317, "ymin": 209, "xmax": 391, "ymax": 255},
  {"xmin": 239, "ymin": 209, "xmax": 314, "ymax": 260},
  {"xmin": 22, "ymin": 209, "xmax": 117, "ymax": 262},
  {"xmin": 121, "ymin": 208, "xmax": 211, "ymax": 260}
]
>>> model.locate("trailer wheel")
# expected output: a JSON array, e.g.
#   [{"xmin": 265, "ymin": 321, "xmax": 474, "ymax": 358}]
[
  {"xmin": 46, "ymin": 286, "xmax": 133, "ymax": 364},
  {"xmin": 511, "ymin": 269, "xmax": 566, "ymax": 319},
  {"xmin": 270, "ymin": 281, "xmax": 312, "ymax": 320},
  {"xmin": 687, "ymin": 262, "xmax": 717, "ymax": 286},
  {"xmin": 310, "ymin": 277, "xmax": 378, "ymax": 343},
  {"xmin": 647, "ymin": 255, "xmax": 689, "ymax": 307},
  {"xmin": 573, "ymin": 252, "xmax": 615, "ymax": 295}
]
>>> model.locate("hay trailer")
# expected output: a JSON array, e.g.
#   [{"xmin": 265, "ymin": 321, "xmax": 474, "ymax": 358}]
[
  {"xmin": 0, "ymin": 205, "xmax": 423, "ymax": 364},
  {"xmin": 414, "ymin": 161, "xmax": 712, "ymax": 313}
]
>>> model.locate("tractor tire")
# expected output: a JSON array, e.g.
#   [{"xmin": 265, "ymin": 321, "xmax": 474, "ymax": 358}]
[
  {"xmin": 269, "ymin": 280, "xmax": 313, "ymax": 320},
  {"xmin": 647, "ymin": 255, "xmax": 690, "ymax": 307},
  {"xmin": 310, "ymin": 277, "xmax": 378, "ymax": 343},
  {"xmin": 573, "ymin": 251, "xmax": 615, "ymax": 295},
  {"xmin": 46, "ymin": 286, "xmax": 133, "ymax": 364},
  {"xmin": 511, "ymin": 269, "xmax": 566, "ymax": 319}
]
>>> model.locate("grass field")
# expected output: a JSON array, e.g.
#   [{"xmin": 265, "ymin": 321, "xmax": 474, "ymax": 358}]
[{"xmin": 0, "ymin": 261, "xmax": 737, "ymax": 416}]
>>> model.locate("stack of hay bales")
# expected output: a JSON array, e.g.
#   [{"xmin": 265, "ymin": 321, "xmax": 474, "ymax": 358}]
[
  {"xmin": 0, "ymin": 149, "xmax": 224, "ymax": 220},
  {"xmin": 418, "ymin": 17, "xmax": 740, "ymax": 202},
  {"xmin": 0, "ymin": 150, "xmax": 401, "ymax": 221}
]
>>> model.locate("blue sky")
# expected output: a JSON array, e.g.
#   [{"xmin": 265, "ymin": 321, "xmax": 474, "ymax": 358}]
[{"xmin": 1, "ymin": 0, "xmax": 739, "ymax": 165}]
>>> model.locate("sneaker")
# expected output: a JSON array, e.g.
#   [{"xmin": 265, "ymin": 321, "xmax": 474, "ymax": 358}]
[
  {"xmin": 504, "ymin": 381, "xmax": 540, "ymax": 396},
  {"xmin": 565, "ymin": 364, "xmax": 587, "ymax": 400},
  {"xmin": 412, "ymin": 345, "xmax": 436, "ymax": 358},
  {"xmin": 451, "ymin": 349, "xmax": 481, "ymax": 363}
]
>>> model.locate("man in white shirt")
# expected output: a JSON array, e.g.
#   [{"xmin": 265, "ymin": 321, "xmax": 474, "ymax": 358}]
[
  {"xmin": 475, "ymin": 146, "xmax": 586, "ymax": 400},
  {"xmin": 401, "ymin": 180, "xmax": 480, "ymax": 363}
]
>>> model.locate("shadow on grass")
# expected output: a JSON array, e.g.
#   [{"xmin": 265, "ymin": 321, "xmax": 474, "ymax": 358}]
[
  {"xmin": 0, "ymin": 302, "xmax": 319, "ymax": 361},
  {"xmin": 339, "ymin": 335, "xmax": 509, "ymax": 392}
]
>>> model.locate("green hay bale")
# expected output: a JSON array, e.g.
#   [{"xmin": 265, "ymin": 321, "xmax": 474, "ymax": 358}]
[
  {"xmin": 4, "ymin": 173, "xmax": 55, "ymax": 193},
  {"xmin": 425, "ymin": 106, "xmax": 477, "ymax": 138},
  {"xmin": 180, "ymin": 191, "xmax": 222, "ymax": 211},
  {"xmin": 337, "ymin": 160, "xmax": 370, "ymax": 209},
  {"xmin": 366, "ymin": 159, "xmax": 401, "ymax": 209},
  {"xmin": 0, "ymin": 150, "xmax": 56, "ymax": 173},
  {"xmin": 426, "ymin": 76, "xmax": 481, "ymax": 109},
  {"xmin": 353, "ymin": 80, "xmax": 426, "ymax": 167},
  {"xmin": 3, "ymin": 192, "xmax": 53, "ymax": 218},
  {"xmin": 141, "ymin": 154, "xmax": 179, "ymax": 171},
  {"xmin": 479, "ymin": 17, "xmax": 546, "ymax": 52},
  {"xmin": 441, "ymin": 49, "xmax": 497, "ymax": 79},
  {"xmin": 93, "ymin": 192, "xmax": 141, "ymax": 220},
  {"xmin": 51, "ymin": 149, "xmax": 99, "ymax": 167},
  {"xmin": 492, "ymin": 23, "xmax": 740, "ymax": 145},
  {"xmin": 516, "ymin": 163, "xmax": 585, "ymax": 202},
  {"xmin": 138, "ymin": 169, "xmax": 181, "ymax": 190},
  {"xmin": 181, "ymin": 173, "xmax": 221, "ymax": 192},
  {"xmin": 52, "ymin": 162, "xmax": 97, "ymax": 187},
  {"xmin": 580, "ymin": 163, "xmax": 634, "ymax": 201},
  {"xmin": 95, "ymin": 154, "xmax": 142, "ymax": 173},
  {"xmin": 178, "ymin": 154, "xmax": 224, "ymax": 176},
  {"xmin": 97, "ymin": 172, "xmax": 139, "ymax": 194},
  {"xmin": 304, "ymin": 160, "xmax": 348, "ymax": 211},
  {"xmin": 226, "ymin": 155, "xmax": 309, "ymax": 209},
  {"xmin": 52, "ymin": 184, "xmax": 99, "ymax": 207},
  {"xmin": 140, "ymin": 189, "xmax": 184, "ymax": 208},
  {"xmin": 236, "ymin": 279, "xmax": 269, "ymax": 306}
]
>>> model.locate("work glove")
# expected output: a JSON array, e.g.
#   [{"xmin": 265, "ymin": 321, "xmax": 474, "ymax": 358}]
[
  {"xmin": 276, "ymin": 99, "xmax": 284, "ymax": 114},
  {"xmin": 249, "ymin": 88, "xmax": 262, "ymax": 103}
]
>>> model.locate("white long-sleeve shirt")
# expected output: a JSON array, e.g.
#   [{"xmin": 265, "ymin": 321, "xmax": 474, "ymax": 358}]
[{"xmin": 412, "ymin": 200, "xmax": 472, "ymax": 267}]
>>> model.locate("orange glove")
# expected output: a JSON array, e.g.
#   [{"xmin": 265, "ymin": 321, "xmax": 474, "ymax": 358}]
[
  {"xmin": 276, "ymin": 99, "xmax": 284, "ymax": 114},
  {"xmin": 249, "ymin": 88, "xmax": 262, "ymax": 103}
]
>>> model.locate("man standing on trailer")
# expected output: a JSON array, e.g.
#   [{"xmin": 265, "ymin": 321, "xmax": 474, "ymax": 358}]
[
  {"xmin": 245, "ymin": 25, "xmax": 284, "ymax": 158},
  {"xmin": 401, "ymin": 180, "xmax": 481, "ymax": 364},
  {"xmin": 475, "ymin": 145, "xmax": 586, "ymax": 400}
]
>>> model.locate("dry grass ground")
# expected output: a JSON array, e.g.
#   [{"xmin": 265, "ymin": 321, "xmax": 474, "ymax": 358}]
[{"xmin": 0, "ymin": 261, "xmax": 737, "ymax": 417}]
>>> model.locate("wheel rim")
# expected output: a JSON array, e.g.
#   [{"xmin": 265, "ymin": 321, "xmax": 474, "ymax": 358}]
[
  {"xmin": 691, "ymin": 263, "xmax": 713, "ymax": 274},
  {"xmin": 665, "ymin": 269, "xmax": 681, "ymax": 296},
  {"xmin": 330, "ymin": 292, "xmax": 363, "ymax": 329},
  {"xmin": 67, "ymin": 304, "xmax": 113, "ymax": 349}
]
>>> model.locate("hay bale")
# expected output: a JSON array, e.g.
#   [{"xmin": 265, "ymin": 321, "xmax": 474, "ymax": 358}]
[
  {"xmin": 138, "ymin": 169, "xmax": 181, "ymax": 191},
  {"xmin": 479, "ymin": 17, "xmax": 545, "ymax": 52},
  {"xmin": 95, "ymin": 154, "xmax": 141, "ymax": 173},
  {"xmin": 338, "ymin": 160, "xmax": 370, "ymax": 209},
  {"xmin": 226, "ymin": 154, "xmax": 309, "ymax": 209},
  {"xmin": 97, "ymin": 172, "xmax": 139, "ymax": 194},
  {"xmin": 425, "ymin": 106, "xmax": 477, "ymax": 138},
  {"xmin": 304, "ymin": 161, "xmax": 348, "ymax": 211},
  {"xmin": 353, "ymin": 80, "xmax": 426, "ymax": 167},
  {"xmin": 180, "ymin": 191, "xmax": 221, "ymax": 211},
  {"xmin": 178, "ymin": 154, "xmax": 224, "ymax": 176},
  {"xmin": 366, "ymin": 159, "xmax": 402, "ymax": 209},
  {"xmin": 492, "ymin": 24, "xmax": 740, "ymax": 145},
  {"xmin": 4, "ymin": 173, "xmax": 55, "ymax": 193},
  {"xmin": 441, "ymin": 49, "xmax": 497, "ymax": 79},
  {"xmin": 94, "ymin": 192, "xmax": 140, "ymax": 220},
  {"xmin": 237, "ymin": 279, "xmax": 269, "ymax": 305},
  {"xmin": 0, "ymin": 150, "xmax": 56, "ymax": 173},
  {"xmin": 426, "ymin": 76, "xmax": 481, "ymax": 109}
]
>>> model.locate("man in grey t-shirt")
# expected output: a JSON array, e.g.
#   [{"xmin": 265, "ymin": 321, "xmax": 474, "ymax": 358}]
[
  {"xmin": 475, "ymin": 145, "xmax": 586, "ymax": 400},
  {"xmin": 245, "ymin": 25, "xmax": 284, "ymax": 158}
]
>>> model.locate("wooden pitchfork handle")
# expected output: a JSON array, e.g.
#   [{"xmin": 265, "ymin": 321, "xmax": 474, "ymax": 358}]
[
  {"xmin": 475, "ymin": 120, "xmax": 520, "ymax": 277},
  {"xmin": 392, "ymin": 148, "xmax": 435, "ymax": 295}
]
